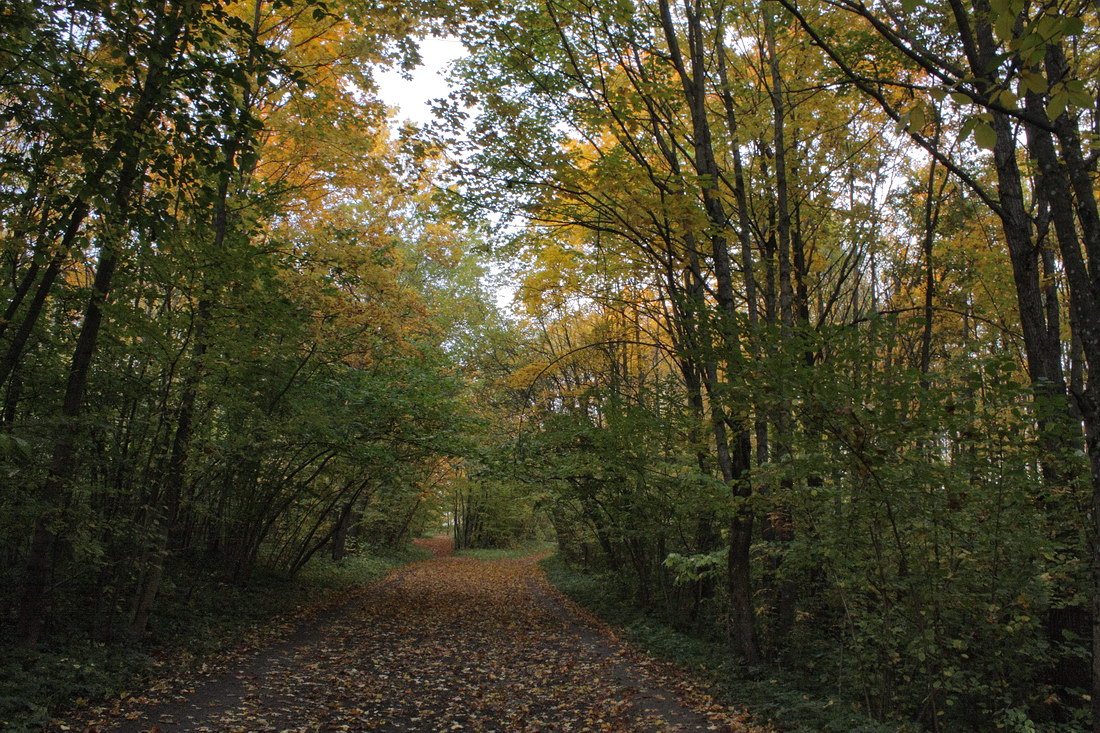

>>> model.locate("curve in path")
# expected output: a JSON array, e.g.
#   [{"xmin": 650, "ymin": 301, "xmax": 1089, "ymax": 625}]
[{"xmin": 69, "ymin": 545, "xmax": 761, "ymax": 732}]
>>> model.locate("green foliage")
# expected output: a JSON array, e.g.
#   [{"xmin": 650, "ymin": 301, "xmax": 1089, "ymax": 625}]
[
  {"xmin": 499, "ymin": 306, "xmax": 1089, "ymax": 728},
  {"xmin": 0, "ymin": 544, "xmax": 429, "ymax": 730},
  {"xmin": 747, "ymin": 319, "xmax": 1088, "ymax": 727},
  {"xmin": 0, "ymin": 643, "xmax": 151, "ymax": 732},
  {"xmin": 664, "ymin": 549, "xmax": 728, "ymax": 585},
  {"xmin": 0, "ymin": 0, "xmax": 491, "ymax": 719},
  {"xmin": 541, "ymin": 555, "xmax": 901, "ymax": 732}
]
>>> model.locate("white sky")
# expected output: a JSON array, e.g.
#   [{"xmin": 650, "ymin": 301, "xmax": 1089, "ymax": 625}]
[{"xmin": 374, "ymin": 36, "xmax": 467, "ymax": 126}]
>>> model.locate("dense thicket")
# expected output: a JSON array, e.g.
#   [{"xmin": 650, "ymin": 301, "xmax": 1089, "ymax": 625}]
[
  {"xmin": 443, "ymin": 0, "xmax": 1099, "ymax": 728},
  {"xmin": 0, "ymin": 0, "xmax": 490, "ymax": 653}
]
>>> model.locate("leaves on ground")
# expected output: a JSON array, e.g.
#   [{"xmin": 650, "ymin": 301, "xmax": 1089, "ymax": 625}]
[{"xmin": 64, "ymin": 545, "xmax": 764, "ymax": 731}]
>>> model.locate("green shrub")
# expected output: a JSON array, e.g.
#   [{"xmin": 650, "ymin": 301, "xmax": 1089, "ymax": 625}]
[
  {"xmin": 0, "ymin": 544, "xmax": 428, "ymax": 729},
  {"xmin": 541, "ymin": 555, "xmax": 902, "ymax": 732}
]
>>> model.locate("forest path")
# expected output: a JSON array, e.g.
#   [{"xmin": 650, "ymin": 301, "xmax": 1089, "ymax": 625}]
[{"xmin": 66, "ymin": 539, "xmax": 760, "ymax": 732}]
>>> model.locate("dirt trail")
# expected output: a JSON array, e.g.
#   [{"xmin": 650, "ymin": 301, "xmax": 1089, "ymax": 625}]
[{"xmin": 64, "ymin": 541, "xmax": 760, "ymax": 731}]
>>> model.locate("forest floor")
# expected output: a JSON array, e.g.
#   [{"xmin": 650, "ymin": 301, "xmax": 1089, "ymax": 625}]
[{"xmin": 54, "ymin": 537, "xmax": 764, "ymax": 732}]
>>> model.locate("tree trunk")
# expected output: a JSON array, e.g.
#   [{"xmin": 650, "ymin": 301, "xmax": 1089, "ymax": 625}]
[
  {"xmin": 16, "ymin": 246, "xmax": 121, "ymax": 644},
  {"xmin": 657, "ymin": 0, "xmax": 761, "ymax": 663}
]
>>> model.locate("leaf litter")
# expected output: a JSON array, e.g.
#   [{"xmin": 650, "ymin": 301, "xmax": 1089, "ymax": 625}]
[{"xmin": 60, "ymin": 541, "xmax": 766, "ymax": 732}]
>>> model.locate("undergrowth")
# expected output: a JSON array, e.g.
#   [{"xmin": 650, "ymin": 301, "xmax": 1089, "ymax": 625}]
[
  {"xmin": 0, "ymin": 545, "xmax": 428, "ymax": 731},
  {"xmin": 540, "ymin": 554, "xmax": 907, "ymax": 733}
]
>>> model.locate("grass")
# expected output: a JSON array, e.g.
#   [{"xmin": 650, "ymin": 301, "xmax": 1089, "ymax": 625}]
[
  {"xmin": 0, "ymin": 544, "xmax": 429, "ymax": 731},
  {"xmin": 540, "ymin": 554, "xmax": 905, "ymax": 733}
]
